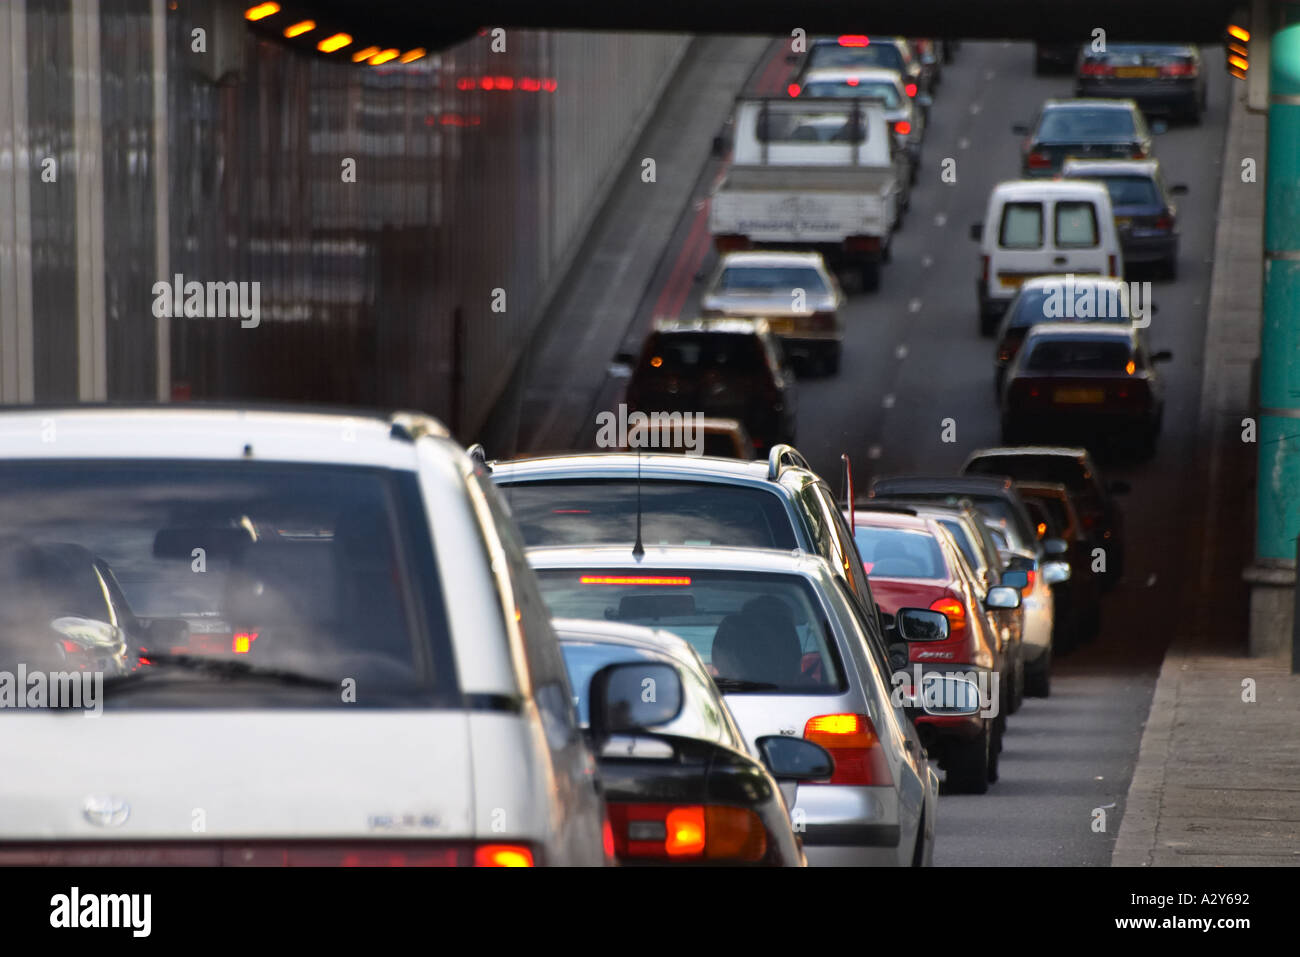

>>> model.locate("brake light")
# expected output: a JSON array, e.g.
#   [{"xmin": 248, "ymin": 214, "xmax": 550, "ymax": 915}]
[
  {"xmin": 606, "ymin": 804, "xmax": 766, "ymax": 861},
  {"xmin": 929, "ymin": 595, "xmax": 967, "ymax": 634},
  {"xmin": 1131, "ymin": 145, "xmax": 1146, "ymax": 159},
  {"xmin": 981, "ymin": 255, "xmax": 990, "ymax": 282},
  {"xmin": 1022, "ymin": 569, "xmax": 1036, "ymax": 596},
  {"xmin": 1037, "ymin": 522, "xmax": 1048, "ymax": 539},
  {"xmin": 845, "ymin": 235, "xmax": 880, "ymax": 252},
  {"xmin": 474, "ymin": 844, "xmax": 535, "ymax": 867},
  {"xmin": 1161, "ymin": 62, "xmax": 1197, "ymax": 77},
  {"xmin": 580, "ymin": 575, "xmax": 691, "ymax": 586},
  {"xmin": 839, "ymin": 34, "xmax": 869, "ymax": 46},
  {"xmin": 1154, "ymin": 213, "xmax": 1174, "ymax": 231},
  {"xmin": 893, "ymin": 120, "xmax": 912, "ymax": 136},
  {"xmin": 1108, "ymin": 254, "xmax": 1119, "ymax": 277},
  {"xmin": 809, "ymin": 311, "xmax": 835, "ymax": 330},
  {"xmin": 846, "ymin": 76, "xmax": 859, "ymax": 86},
  {"xmin": 1079, "ymin": 61, "xmax": 1112, "ymax": 76},
  {"xmin": 602, "ymin": 818, "xmax": 616, "ymax": 860},
  {"xmin": 787, "ymin": 82, "xmax": 801, "ymax": 97},
  {"xmin": 905, "ymin": 82, "xmax": 918, "ymax": 97},
  {"xmin": 1027, "ymin": 151, "xmax": 1052, "ymax": 169},
  {"xmin": 803, "ymin": 713, "xmax": 892, "ymax": 786},
  {"xmin": 232, "ymin": 631, "xmax": 258, "ymax": 654}
]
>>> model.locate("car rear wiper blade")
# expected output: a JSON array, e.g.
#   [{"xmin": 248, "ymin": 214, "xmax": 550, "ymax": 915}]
[
  {"xmin": 100, "ymin": 653, "xmax": 338, "ymax": 695},
  {"xmin": 712, "ymin": 677, "xmax": 782, "ymax": 692}
]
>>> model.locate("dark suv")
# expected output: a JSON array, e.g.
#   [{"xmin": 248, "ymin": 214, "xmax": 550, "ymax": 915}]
[{"xmin": 624, "ymin": 318, "xmax": 797, "ymax": 455}]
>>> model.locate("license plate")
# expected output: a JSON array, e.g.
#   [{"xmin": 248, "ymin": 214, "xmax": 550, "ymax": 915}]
[
  {"xmin": 998, "ymin": 274, "xmax": 1028, "ymax": 289},
  {"xmin": 1115, "ymin": 66, "xmax": 1158, "ymax": 78},
  {"xmin": 1054, "ymin": 388, "xmax": 1105, "ymax": 404}
]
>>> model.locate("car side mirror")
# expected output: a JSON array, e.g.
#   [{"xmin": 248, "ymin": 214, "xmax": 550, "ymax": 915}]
[
  {"xmin": 1011, "ymin": 123, "xmax": 1029, "ymax": 135},
  {"xmin": 1043, "ymin": 537, "xmax": 1069, "ymax": 557},
  {"xmin": 588, "ymin": 662, "xmax": 683, "ymax": 739},
  {"xmin": 756, "ymin": 735, "xmax": 835, "ymax": 781},
  {"xmin": 985, "ymin": 585, "xmax": 1022, "ymax": 609},
  {"xmin": 1001, "ymin": 568, "xmax": 1029, "ymax": 590},
  {"xmin": 970, "ymin": 222, "xmax": 983, "ymax": 241},
  {"xmin": 918, "ymin": 675, "xmax": 983, "ymax": 716},
  {"xmin": 1170, "ymin": 183, "xmax": 1189, "ymax": 195},
  {"xmin": 1107, "ymin": 479, "xmax": 1132, "ymax": 495},
  {"xmin": 896, "ymin": 607, "xmax": 950, "ymax": 641},
  {"xmin": 1151, "ymin": 350, "xmax": 1173, "ymax": 363},
  {"xmin": 1042, "ymin": 560, "xmax": 1071, "ymax": 585}
]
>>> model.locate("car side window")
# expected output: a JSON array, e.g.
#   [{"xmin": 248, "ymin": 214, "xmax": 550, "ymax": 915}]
[
  {"xmin": 830, "ymin": 575, "xmax": 899, "ymax": 705},
  {"xmin": 796, "ymin": 482, "xmax": 834, "ymax": 564}
]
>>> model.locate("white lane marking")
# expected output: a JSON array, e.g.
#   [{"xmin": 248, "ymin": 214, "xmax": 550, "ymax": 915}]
[
  {"xmin": 921, "ymin": 255, "xmax": 934, "ymax": 268},
  {"xmin": 868, "ymin": 444, "xmax": 882, "ymax": 459},
  {"xmin": 896, "ymin": 343, "xmax": 909, "ymax": 359},
  {"xmin": 984, "ymin": 69, "xmax": 996, "ymax": 81},
  {"xmin": 935, "ymin": 213, "xmax": 948, "ymax": 227},
  {"xmin": 908, "ymin": 298, "xmax": 922, "ymax": 313},
  {"xmin": 883, "ymin": 394, "xmax": 896, "ymax": 409},
  {"xmin": 970, "ymin": 102, "xmax": 983, "ymax": 115},
  {"xmin": 1146, "ymin": 573, "xmax": 1158, "ymax": 587},
  {"xmin": 958, "ymin": 137, "xmax": 970, "ymax": 150}
]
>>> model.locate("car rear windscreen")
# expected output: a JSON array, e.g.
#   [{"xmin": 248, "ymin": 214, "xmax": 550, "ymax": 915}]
[
  {"xmin": 851, "ymin": 527, "xmax": 947, "ymax": 579},
  {"xmin": 0, "ymin": 461, "xmax": 449, "ymax": 708},
  {"xmin": 1037, "ymin": 108, "xmax": 1136, "ymax": 141},
  {"xmin": 538, "ymin": 569, "xmax": 843, "ymax": 694},
  {"xmin": 807, "ymin": 43, "xmax": 905, "ymax": 72},
  {"xmin": 641, "ymin": 333, "xmax": 766, "ymax": 375},
  {"xmin": 968, "ymin": 455, "xmax": 1088, "ymax": 491},
  {"xmin": 1024, "ymin": 338, "xmax": 1132, "ymax": 372},
  {"xmin": 802, "ymin": 80, "xmax": 901, "ymax": 108},
  {"xmin": 718, "ymin": 265, "xmax": 828, "ymax": 295},
  {"xmin": 499, "ymin": 480, "xmax": 797, "ymax": 549},
  {"xmin": 1099, "ymin": 175, "xmax": 1161, "ymax": 206}
]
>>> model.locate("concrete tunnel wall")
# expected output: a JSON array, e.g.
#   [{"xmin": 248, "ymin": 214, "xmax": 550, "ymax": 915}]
[{"xmin": 0, "ymin": 0, "xmax": 689, "ymax": 435}]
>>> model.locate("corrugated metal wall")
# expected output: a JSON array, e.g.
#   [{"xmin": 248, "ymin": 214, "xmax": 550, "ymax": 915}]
[{"xmin": 0, "ymin": 0, "xmax": 689, "ymax": 436}]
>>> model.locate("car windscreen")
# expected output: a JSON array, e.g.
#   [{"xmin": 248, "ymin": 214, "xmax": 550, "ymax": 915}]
[
  {"xmin": 498, "ymin": 480, "xmax": 798, "ymax": 549},
  {"xmin": 1023, "ymin": 337, "xmax": 1132, "ymax": 372},
  {"xmin": 807, "ymin": 43, "xmax": 904, "ymax": 72},
  {"xmin": 1037, "ymin": 108, "xmax": 1136, "ymax": 141},
  {"xmin": 0, "ymin": 461, "xmax": 447, "ymax": 707},
  {"xmin": 802, "ymin": 80, "xmax": 901, "ymax": 108},
  {"xmin": 718, "ymin": 265, "xmax": 829, "ymax": 295},
  {"xmin": 851, "ymin": 527, "xmax": 947, "ymax": 579},
  {"xmin": 1098, "ymin": 175, "xmax": 1161, "ymax": 207},
  {"xmin": 538, "ymin": 570, "xmax": 843, "ymax": 694}
]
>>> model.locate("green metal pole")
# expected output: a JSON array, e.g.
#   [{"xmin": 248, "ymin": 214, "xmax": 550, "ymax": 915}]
[{"xmin": 1256, "ymin": 9, "xmax": 1300, "ymax": 562}]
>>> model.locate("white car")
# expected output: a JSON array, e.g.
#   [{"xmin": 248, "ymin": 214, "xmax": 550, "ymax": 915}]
[
  {"xmin": 971, "ymin": 179, "xmax": 1123, "ymax": 336},
  {"xmin": 0, "ymin": 407, "xmax": 608, "ymax": 866}
]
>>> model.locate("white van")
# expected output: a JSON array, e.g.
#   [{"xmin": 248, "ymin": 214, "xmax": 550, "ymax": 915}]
[{"xmin": 971, "ymin": 179, "xmax": 1123, "ymax": 336}]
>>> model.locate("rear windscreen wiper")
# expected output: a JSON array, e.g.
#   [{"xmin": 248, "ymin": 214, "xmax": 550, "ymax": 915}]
[{"xmin": 712, "ymin": 677, "xmax": 782, "ymax": 692}]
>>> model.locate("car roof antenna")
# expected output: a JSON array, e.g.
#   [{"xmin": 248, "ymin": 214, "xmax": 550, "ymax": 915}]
[{"xmin": 632, "ymin": 445, "xmax": 645, "ymax": 560}]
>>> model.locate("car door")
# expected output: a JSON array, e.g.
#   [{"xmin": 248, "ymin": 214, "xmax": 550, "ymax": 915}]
[
  {"xmin": 1054, "ymin": 196, "xmax": 1110, "ymax": 277},
  {"xmin": 993, "ymin": 197, "xmax": 1048, "ymax": 296}
]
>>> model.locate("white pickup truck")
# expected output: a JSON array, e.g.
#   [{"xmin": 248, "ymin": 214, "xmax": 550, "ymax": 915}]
[{"xmin": 709, "ymin": 96, "xmax": 904, "ymax": 291}]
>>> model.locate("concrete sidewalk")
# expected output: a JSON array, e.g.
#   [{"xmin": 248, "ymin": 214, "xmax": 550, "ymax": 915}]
[{"xmin": 1111, "ymin": 73, "xmax": 1300, "ymax": 866}]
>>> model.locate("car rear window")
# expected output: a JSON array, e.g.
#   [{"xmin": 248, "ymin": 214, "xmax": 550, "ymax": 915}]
[
  {"xmin": 1037, "ymin": 107, "xmax": 1136, "ymax": 140},
  {"xmin": 802, "ymin": 80, "xmax": 901, "ymax": 108},
  {"xmin": 851, "ymin": 527, "xmax": 946, "ymax": 579},
  {"xmin": 1098, "ymin": 175, "xmax": 1161, "ymax": 206},
  {"xmin": 718, "ymin": 265, "xmax": 829, "ymax": 295},
  {"xmin": 968, "ymin": 456, "xmax": 1087, "ymax": 490},
  {"xmin": 936, "ymin": 519, "xmax": 979, "ymax": 570},
  {"xmin": 498, "ymin": 480, "xmax": 798, "ymax": 549},
  {"xmin": 999, "ymin": 202, "xmax": 1043, "ymax": 249},
  {"xmin": 1008, "ymin": 284, "xmax": 1134, "ymax": 327},
  {"xmin": 640, "ymin": 333, "xmax": 765, "ymax": 375},
  {"xmin": 808, "ymin": 43, "xmax": 904, "ymax": 72},
  {"xmin": 0, "ymin": 461, "xmax": 450, "ymax": 708},
  {"xmin": 1055, "ymin": 201, "xmax": 1100, "ymax": 247},
  {"xmin": 1024, "ymin": 337, "xmax": 1132, "ymax": 372},
  {"xmin": 537, "ymin": 570, "xmax": 843, "ymax": 694}
]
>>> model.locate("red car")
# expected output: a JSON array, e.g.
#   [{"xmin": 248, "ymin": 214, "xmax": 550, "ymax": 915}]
[{"xmin": 845, "ymin": 506, "xmax": 1021, "ymax": 794}]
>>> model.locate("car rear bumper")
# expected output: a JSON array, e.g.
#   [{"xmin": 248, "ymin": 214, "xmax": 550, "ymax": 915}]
[
  {"xmin": 792, "ymin": 784, "xmax": 902, "ymax": 861},
  {"xmin": 1120, "ymin": 232, "xmax": 1178, "ymax": 262},
  {"xmin": 1004, "ymin": 409, "xmax": 1159, "ymax": 439},
  {"xmin": 1075, "ymin": 79, "xmax": 1200, "ymax": 112}
]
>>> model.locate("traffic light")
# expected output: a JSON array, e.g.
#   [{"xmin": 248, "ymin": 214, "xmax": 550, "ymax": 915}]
[{"xmin": 1227, "ymin": 22, "xmax": 1251, "ymax": 79}]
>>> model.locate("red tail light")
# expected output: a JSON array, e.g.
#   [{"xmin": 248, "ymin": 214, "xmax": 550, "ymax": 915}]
[
  {"xmin": 845, "ymin": 235, "xmax": 880, "ymax": 252},
  {"xmin": 1108, "ymin": 254, "xmax": 1119, "ymax": 277},
  {"xmin": 1021, "ymin": 569, "xmax": 1036, "ymax": 596},
  {"xmin": 803, "ymin": 713, "xmax": 893, "ymax": 786},
  {"xmin": 1079, "ymin": 61, "xmax": 1112, "ymax": 76},
  {"xmin": 1154, "ymin": 213, "xmax": 1174, "ymax": 231},
  {"xmin": 893, "ymin": 120, "xmax": 912, "ymax": 136},
  {"xmin": 809, "ymin": 311, "xmax": 836, "ymax": 330},
  {"xmin": 839, "ymin": 34, "xmax": 869, "ymax": 46},
  {"xmin": 605, "ymin": 803, "xmax": 766, "ymax": 861},
  {"xmin": 714, "ymin": 234, "xmax": 749, "ymax": 253},
  {"xmin": 904, "ymin": 82, "xmax": 918, "ymax": 97},
  {"xmin": 0, "ymin": 841, "xmax": 535, "ymax": 866},
  {"xmin": 787, "ymin": 83, "xmax": 801, "ymax": 97},
  {"xmin": 1027, "ymin": 151, "xmax": 1052, "ymax": 169},
  {"xmin": 1131, "ymin": 145, "xmax": 1147, "ymax": 159},
  {"xmin": 1161, "ymin": 61, "xmax": 1198, "ymax": 77}
]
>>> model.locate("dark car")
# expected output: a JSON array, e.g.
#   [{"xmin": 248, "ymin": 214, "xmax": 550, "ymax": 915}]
[
  {"xmin": 962, "ymin": 445, "xmax": 1131, "ymax": 587},
  {"xmin": 554, "ymin": 618, "xmax": 826, "ymax": 865},
  {"xmin": 1014, "ymin": 481, "xmax": 1103, "ymax": 650},
  {"xmin": 799, "ymin": 35, "xmax": 930, "ymax": 98},
  {"xmin": 993, "ymin": 275, "xmax": 1144, "ymax": 394},
  {"xmin": 1013, "ymin": 99, "xmax": 1154, "ymax": 177},
  {"xmin": 624, "ymin": 318, "xmax": 797, "ymax": 455},
  {"xmin": 1076, "ymin": 42, "xmax": 1206, "ymax": 124},
  {"xmin": 998, "ymin": 323, "xmax": 1171, "ymax": 458},
  {"xmin": 845, "ymin": 508, "xmax": 1022, "ymax": 792},
  {"xmin": 1061, "ymin": 158, "xmax": 1188, "ymax": 278},
  {"xmin": 868, "ymin": 475, "xmax": 1042, "ymax": 560},
  {"xmin": 1034, "ymin": 40, "xmax": 1081, "ymax": 75}
]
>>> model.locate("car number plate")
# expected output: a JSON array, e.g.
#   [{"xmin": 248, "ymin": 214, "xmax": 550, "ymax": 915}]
[
  {"xmin": 998, "ymin": 274, "xmax": 1028, "ymax": 289},
  {"xmin": 1054, "ymin": 388, "xmax": 1105, "ymax": 404},
  {"xmin": 1115, "ymin": 66, "xmax": 1158, "ymax": 78}
]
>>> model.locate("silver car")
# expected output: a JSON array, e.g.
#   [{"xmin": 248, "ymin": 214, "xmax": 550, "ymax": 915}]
[
  {"xmin": 528, "ymin": 543, "xmax": 955, "ymax": 866},
  {"xmin": 0, "ymin": 407, "xmax": 607, "ymax": 866}
]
